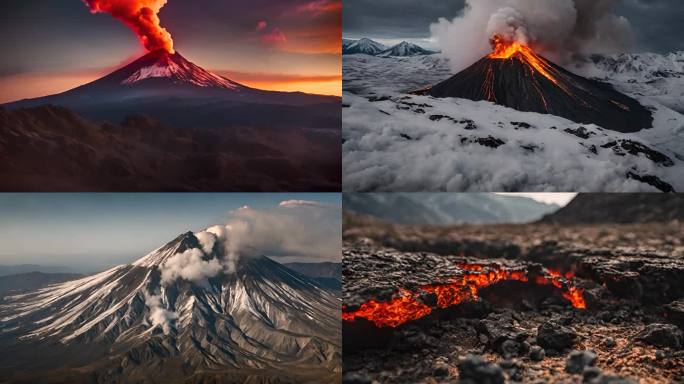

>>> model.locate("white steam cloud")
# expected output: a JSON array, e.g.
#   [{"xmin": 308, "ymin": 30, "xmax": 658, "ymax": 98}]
[
  {"xmin": 160, "ymin": 248, "xmax": 222, "ymax": 286},
  {"xmin": 144, "ymin": 291, "xmax": 178, "ymax": 334},
  {"xmin": 431, "ymin": 0, "xmax": 634, "ymax": 71},
  {"xmin": 158, "ymin": 200, "xmax": 341, "ymax": 285}
]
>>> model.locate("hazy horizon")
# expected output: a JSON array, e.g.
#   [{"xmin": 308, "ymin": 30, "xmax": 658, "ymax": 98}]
[{"xmin": 0, "ymin": 193, "xmax": 341, "ymax": 273}]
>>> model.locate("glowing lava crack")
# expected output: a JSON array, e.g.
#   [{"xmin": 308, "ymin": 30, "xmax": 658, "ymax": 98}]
[{"xmin": 342, "ymin": 264, "xmax": 586, "ymax": 328}]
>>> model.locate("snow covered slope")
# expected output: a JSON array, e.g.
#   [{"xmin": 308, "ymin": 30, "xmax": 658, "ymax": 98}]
[
  {"xmin": 0, "ymin": 231, "xmax": 341, "ymax": 383},
  {"xmin": 118, "ymin": 50, "xmax": 240, "ymax": 89},
  {"xmin": 342, "ymin": 53, "xmax": 684, "ymax": 192},
  {"xmin": 571, "ymin": 52, "xmax": 684, "ymax": 114}
]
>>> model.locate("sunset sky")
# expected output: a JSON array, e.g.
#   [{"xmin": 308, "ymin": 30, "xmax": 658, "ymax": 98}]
[{"xmin": 0, "ymin": 0, "xmax": 341, "ymax": 103}]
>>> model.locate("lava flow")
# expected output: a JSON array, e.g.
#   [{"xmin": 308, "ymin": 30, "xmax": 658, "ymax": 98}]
[
  {"xmin": 488, "ymin": 35, "xmax": 559, "ymax": 87},
  {"xmin": 342, "ymin": 263, "xmax": 586, "ymax": 328}
]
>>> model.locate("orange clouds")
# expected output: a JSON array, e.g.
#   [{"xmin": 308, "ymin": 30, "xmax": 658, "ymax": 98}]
[
  {"xmin": 216, "ymin": 70, "xmax": 341, "ymax": 96},
  {"xmin": 260, "ymin": 27, "xmax": 288, "ymax": 45},
  {"xmin": 296, "ymin": 0, "xmax": 343, "ymax": 14}
]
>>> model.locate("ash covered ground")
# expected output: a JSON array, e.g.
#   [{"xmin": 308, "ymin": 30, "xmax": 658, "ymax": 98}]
[{"xmin": 342, "ymin": 214, "xmax": 684, "ymax": 383}]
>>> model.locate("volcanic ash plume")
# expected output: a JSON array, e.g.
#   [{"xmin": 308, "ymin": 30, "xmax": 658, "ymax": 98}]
[
  {"xmin": 157, "ymin": 201, "xmax": 341, "ymax": 284},
  {"xmin": 83, "ymin": 0, "xmax": 174, "ymax": 53},
  {"xmin": 431, "ymin": 0, "xmax": 633, "ymax": 72}
]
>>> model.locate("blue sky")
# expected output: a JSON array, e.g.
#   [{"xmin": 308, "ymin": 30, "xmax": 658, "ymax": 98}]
[{"xmin": 0, "ymin": 193, "xmax": 340, "ymax": 272}]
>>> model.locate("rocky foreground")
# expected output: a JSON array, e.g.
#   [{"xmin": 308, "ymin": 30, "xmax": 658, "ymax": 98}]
[{"xmin": 342, "ymin": 218, "xmax": 684, "ymax": 383}]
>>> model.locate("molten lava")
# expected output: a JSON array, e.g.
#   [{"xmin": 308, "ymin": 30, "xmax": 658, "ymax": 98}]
[
  {"xmin": 83, "ymin": 0, "xmax": 174, "ymax": 53},
  {"xmin": 488, "ymin": 35, "xmax": 559, "ymax": 88},
  {"xmin": 342, "ymin": 263, "xmax": 586, "ymax": 328}
]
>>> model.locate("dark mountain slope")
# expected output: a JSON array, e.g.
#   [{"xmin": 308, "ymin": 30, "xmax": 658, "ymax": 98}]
[
  {"xmin": 541, "ymin": 194, "xmax": 684, "ymax": 224},
  {"xmin": 343, "ymin": 193, "xmax": 559, "ymax": 225},
  {"xmin": 424, "ymin": 40, "xmax": 653, "ymax": 133},
  {"xmin": 5, "ymin": 50, "xmax": 340, "ymax": 130},
  {"xmin": 0, "ymin": 105, "xmax": 340, "ymax": 191}
]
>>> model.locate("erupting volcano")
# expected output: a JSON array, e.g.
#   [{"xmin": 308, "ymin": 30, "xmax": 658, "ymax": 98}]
[
  {"xmin": 342, "ymin": 263, "xmax": 586, "ymax": 328},
  {"xmin": 425, "ymin": 35, "xmax": 653, "ymax": 133}
]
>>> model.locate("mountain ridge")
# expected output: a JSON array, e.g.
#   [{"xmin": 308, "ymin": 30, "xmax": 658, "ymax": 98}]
[
  {"xmin": 343, "ymin": 193, "xmax": 559, "ymax": 225},
  {"xmin": 0, "ymin": 229, "xmax": 341, "ymax": 383},
  {"xmin": 4, "ymin": 50, "xmax": 339, "ymax": 129}
]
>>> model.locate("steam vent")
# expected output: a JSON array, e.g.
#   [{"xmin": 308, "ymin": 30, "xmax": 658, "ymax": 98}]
[{"xmin": 426, "ymin": 36, "xmax": 653, "ymax": 133}]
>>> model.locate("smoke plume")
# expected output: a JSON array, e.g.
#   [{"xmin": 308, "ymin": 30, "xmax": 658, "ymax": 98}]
[
  {"xmin": 82, "ymin": 0, "xmax": 174, "ymax": 53},
  {"xmin": 158, "ymin": 200, "xmax": 341, "ymax": 285},
  {"xmin": 160, "ymin": 248, "xmax": 222, "ymax": 286},
  {"xmin": 144, "ymin": 291, "xmax": 178, "ymax": 334},
  {"xmin": 430, "ymin": 0, "xmax": 633, "ymax": 71}
]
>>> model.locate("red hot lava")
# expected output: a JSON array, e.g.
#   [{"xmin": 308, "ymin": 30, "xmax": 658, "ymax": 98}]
[{"xmin": 342, "ymin": 264, "xmax": 586, "ymax": 328}]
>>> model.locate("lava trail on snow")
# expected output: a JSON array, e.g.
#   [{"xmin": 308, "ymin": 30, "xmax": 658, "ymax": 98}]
[{"xmin": 422, "ymin": 35, "xmax": 653, "ymax": 133}]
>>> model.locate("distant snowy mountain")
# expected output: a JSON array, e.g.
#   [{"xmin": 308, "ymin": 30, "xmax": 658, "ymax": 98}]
[
  {"xmin": 377, "ymin": 41, "xmax": 437, "ymax": 57},
  {"xmin": 343, "ymin": 38, "xmax": 388, "ymax": 56},
  {"xmin": 343, "ymin": 39, "xmax": 356, "ymax": 51},
  {"xmin": 0, "ymin": 230, "xmax": 341, "ymax": 383},
  {"xmin": 343, "ymin": 193, "xmax": 559, "ymax": 225}
]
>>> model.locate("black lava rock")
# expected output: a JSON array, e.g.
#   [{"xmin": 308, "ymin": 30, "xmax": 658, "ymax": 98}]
[
  {"xmin": 537, "ymin": 321, "xmax": 578, "ymax": 352},
  {"xmin": 342, "ymin": 372, "xmax": 372, "ymax": 384},
  {"xmin": 636, "ymin": 323, "xmax": 683, "ymax": 349},
  {"xmin": 583, "ymin": 367, "xmax": 603, "ymax": 383},
  {"xmin": 433, "ymin": 361, "xmax": 449, "ymax": 377},
  {"xmin": 565, "ymin": 350, "xmax": 598, "ymax": 374},
  {"xmin": 602, "ymin": 337, "xmax": 617, "ymax": 349},
  {"xmin": 664, "ymin": 299, "xmax": 684, "ymax": 329},
  {"xmin": 458, "ymin": 354, "xmax": 505, "ymax": 384},
  {"xmin": 529, "ymin": 346, "xmax": 545, "ymax": 361}
]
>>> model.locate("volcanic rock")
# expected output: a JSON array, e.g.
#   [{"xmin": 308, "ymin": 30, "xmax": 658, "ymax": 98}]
[
  {"xmin": 565, "ymin": 350, "xmax": 598, "ymax": 374},
  {"xmin": 587, "ymin": 374, "xmax": 636, "ymax": 384},
  {"xmin": 432, "ymin": 361, "xmax": 449, "ymax": 377},
  {"xmin": 529, "ymin": 346, "xmax": 546, "ymax": 361},
  {"xmin": 664, "ymin": 300, "xmax": 684, "ymax": 329},
  {"xmin": 583, "ymin": 367, "xmax": 603, "ymax": 382},
  {"xmin": 342, "ymin": 372, "xmax": 373, "ymax": 384},
  {"xmin": 635, "ymin": 323, "xmax": 683, "ymax": 349},
  {"xmin": 602, "ymin": 337, "xmax": 617, "ymax": 349},
  {"xmin": 499, "ymin": 359, "xmax": 524, "ymax": 381},
  {"xmin": 457, "ymin": 355, "xmax": 505, "ymax": 384},
  {"xmin": 425, "ymin": 44, "xmax": 653, "ymax": 133},
  {"xmin": 537, "ymin": 321, "xmax": 578, "ymax": 352},
  {"xmin": 602, "ymin": 271, "xmax": 643, "ymax": 300},
  {"xmin": 477, "ymin": 312, "xmax": 525, "ymax": 354}
]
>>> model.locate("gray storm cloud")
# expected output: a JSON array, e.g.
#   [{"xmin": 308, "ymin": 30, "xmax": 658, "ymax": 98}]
[{"xmin": 431, "ymin": 0, "xmax": 634, "ymax": 71}]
